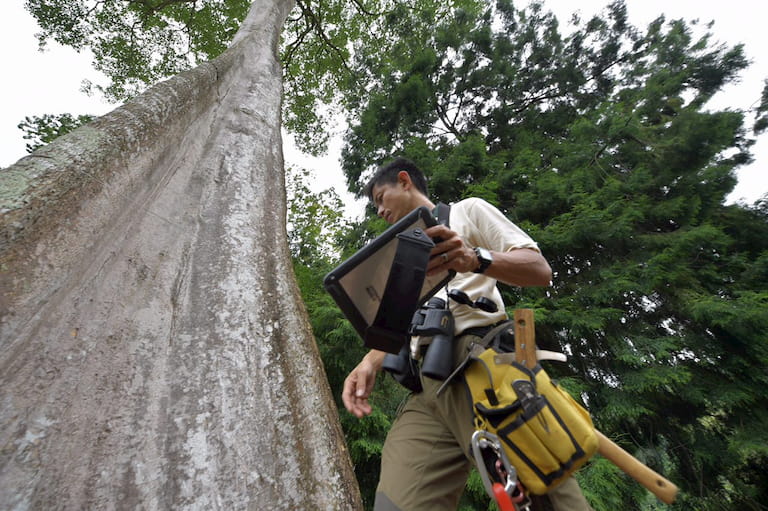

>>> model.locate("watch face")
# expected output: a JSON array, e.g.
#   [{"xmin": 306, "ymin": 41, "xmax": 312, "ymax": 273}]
[{"xmin": 474, "ymin": 247, "xmax": 492, "ymax": 273}]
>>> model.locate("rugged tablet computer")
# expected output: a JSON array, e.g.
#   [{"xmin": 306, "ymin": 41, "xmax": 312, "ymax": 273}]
[{"xmin": 323, "ymin": 206, "xmax": 454, "ymax": 353}]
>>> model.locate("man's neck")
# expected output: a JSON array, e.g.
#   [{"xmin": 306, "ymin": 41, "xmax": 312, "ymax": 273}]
[{"xmin": 417, "ymin": 198, "xmax": 436, "ymax": 211}]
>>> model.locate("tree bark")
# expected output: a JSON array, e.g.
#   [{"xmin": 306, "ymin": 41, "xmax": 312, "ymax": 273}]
[{"xmin": 0, "ymin": 0, "xmax": 362, "ymax": 509}]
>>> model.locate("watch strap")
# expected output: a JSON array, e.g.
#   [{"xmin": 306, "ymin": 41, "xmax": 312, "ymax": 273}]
[{"xmin": 473, "ymin": 246, "xmax": 492, "ymax": 274}]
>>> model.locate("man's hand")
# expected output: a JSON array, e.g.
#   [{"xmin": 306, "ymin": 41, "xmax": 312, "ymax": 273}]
[
  {"xmin": 342, "ymin": 350, "xmax": 386, "ymax": 418},
  {"xmin": 424, "ymin": 224, "xmax": 478, "ymax": 275},
  {"xmin": 424, "ymin": 224, "xmax": 552, "ymax": 286}
]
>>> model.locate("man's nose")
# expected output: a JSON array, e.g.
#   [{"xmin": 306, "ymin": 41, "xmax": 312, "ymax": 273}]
[{"xmin": 377, "ymin": 205, "xmax": 385, "ymax": 217}]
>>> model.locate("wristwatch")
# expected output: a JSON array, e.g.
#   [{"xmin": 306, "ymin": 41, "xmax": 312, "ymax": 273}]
[{"xmin": 473, "ymin": 247, "xmax": 493, "ymax": 274}]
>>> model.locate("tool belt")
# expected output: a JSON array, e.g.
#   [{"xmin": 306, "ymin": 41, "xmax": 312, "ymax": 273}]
[{"xmin": 463, "ymin": 343, "xmax": 598, "ymax": 495}]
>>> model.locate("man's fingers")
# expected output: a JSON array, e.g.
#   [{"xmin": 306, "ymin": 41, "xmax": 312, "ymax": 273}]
[
  {"xmin": 424, "ymin": 224, "xmax": 450, "ymax": 239},
  {"xmin": 342, "ymin": 375, "xmax": 358, "ymax": 410},
  {"xmin": 356, "ymin": 379, "xmax": 367, "ymax": 398},
  {"xmin": 342, "ymin": 368, "xmax": 375, "ymax": 418}
]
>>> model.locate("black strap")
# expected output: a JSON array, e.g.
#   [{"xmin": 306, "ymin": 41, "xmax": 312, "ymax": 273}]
[{"xmin": 435, "ymin": 202, "xmax": 451, "ymax": 227}]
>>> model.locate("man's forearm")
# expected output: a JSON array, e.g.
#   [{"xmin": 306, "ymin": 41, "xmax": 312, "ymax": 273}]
[{"xmin": 483, "ymin": 248, "xmax": 552, "ymax": 287}]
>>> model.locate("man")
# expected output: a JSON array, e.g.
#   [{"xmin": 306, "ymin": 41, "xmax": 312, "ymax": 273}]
[{"xmin": 341, "ymin": 157, "xmax": 593, "ymax": 511}]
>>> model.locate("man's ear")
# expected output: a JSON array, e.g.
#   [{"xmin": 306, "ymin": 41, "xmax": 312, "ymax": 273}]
[{"xmin": 397, "ymin": 170, "xmax": 412, "ymax": 190}]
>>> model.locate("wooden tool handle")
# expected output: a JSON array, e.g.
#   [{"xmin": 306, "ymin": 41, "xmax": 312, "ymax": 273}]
[
  {"xmin": 513, "ymin": 309, "xmax": 537, "ymax": 368},
  {"xmin": 513, "ymin": 309, "xmax": 679, "ymax": 504},
  {"xmin": 596, "ymin": 431, "xmax": 678, "ymax": 504}
]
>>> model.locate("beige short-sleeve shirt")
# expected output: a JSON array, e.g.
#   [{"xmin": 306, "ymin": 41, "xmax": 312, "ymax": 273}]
[{"xmin": 437, "ymin": 197, "xmax": 540, "ymax": 334}]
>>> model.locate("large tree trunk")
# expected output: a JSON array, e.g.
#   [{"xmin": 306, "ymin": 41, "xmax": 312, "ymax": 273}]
[{"xmin": 0, "ymin": 0, "xmax": 362, "ymax": 508}]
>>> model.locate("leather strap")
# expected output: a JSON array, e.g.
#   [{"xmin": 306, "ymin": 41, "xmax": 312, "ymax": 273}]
[{"xmin": 435, "ymin": 202, "xmax": 450, "ymax": 227}]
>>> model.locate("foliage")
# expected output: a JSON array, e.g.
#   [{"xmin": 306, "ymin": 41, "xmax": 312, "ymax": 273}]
[
  {"xmin": 754, "ymin": 80, "xmax": 768, "ymax": 135},
  {"xmin": 17, "ymin": 113, "xmax": 95, "ymax": 153},
  {"xmin": 459, "ymin": 469, "xmax": 496, "ymax": 510},
  {"xmin": 340, "ymin": 1, "xmax": 768, "ymax": 509},
  {"xmin": 25, "ymin": 0, "xmax": 247, "ymax": 101},
  {"xmin": 24, "ymin": 0, "xmax": 483, "ymax": 155},
  {"xmin": 285, "ymin": 165, "xmax": 351, "ymax": 265}
]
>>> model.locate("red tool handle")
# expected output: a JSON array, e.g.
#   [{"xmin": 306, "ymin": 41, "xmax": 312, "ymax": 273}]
[{"xmin": 492, "ymin": 483, "xmax": 516, "ymax": 511}]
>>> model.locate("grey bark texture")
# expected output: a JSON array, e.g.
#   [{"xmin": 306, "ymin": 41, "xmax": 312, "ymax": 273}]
[{"xmin": 0, "ymin": 0, "xmax": 362, "ymax": 509}]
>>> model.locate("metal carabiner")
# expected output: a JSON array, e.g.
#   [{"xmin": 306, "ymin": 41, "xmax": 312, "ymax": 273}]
[{"xmin": 471, "ymin": 430, "xmax": 519, "ymax": 503}]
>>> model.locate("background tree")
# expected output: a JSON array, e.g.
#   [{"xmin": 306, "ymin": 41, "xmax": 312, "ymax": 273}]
[
  {"xmin": 0, "ymin": 1, "xmax": 361, "ymax": 508},
  {"xmin": 340, "ymin": 1, "xmax": 768, "ymax": 509},
  {"xmin": 18, "ymin": 113, "xmax": 95, "ymax": 153}
]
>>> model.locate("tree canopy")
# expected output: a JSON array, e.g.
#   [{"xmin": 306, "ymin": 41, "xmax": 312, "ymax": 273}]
[{"xmin": 24, "ymin": 0, "xmax": 480, "ymax": 154}]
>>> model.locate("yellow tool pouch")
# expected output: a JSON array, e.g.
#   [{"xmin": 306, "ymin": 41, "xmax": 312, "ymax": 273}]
[{"xmin": 464, "ymin": 347, "xmax": 599, "ymax": 495}]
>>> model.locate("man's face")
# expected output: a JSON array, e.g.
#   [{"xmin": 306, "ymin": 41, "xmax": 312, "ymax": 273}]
[{"xmin": 371, "ymin": 180, "xmax": 414, "ymax": 224}]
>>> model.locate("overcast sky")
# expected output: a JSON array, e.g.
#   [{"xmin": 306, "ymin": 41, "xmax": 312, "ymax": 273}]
[{"xmin": 1, "ymin": 1, "xmax": 765, "ymax": 211}]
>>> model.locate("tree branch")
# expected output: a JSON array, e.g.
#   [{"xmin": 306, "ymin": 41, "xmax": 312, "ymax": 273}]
[
  {"xmin": 129, "ymin": 0, "xmax": 197, "ymax": 17},
  {"xmin": 289, "ymin": 0, "xmax": 353, "ymax": 76}
]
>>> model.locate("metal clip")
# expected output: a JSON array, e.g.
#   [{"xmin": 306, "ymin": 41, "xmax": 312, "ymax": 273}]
[
  {"xmin": 516, "ymin": 494, "xmax": 533, "ymax": 511},
  {"xmin": 471, "ymin": 430, "xmax": 519, "ymax": 501}
]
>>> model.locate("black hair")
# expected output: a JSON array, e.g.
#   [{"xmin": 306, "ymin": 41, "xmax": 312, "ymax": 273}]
[{"xmin": 364, "ymin": 157, "xmax": 429, "ymax": 201}]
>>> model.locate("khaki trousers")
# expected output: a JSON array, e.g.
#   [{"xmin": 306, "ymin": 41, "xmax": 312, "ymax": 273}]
[{"xmin": 374, "ymin": 334, "xmax": 594, "ymax": 511}]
